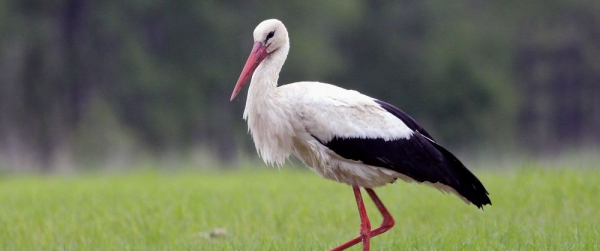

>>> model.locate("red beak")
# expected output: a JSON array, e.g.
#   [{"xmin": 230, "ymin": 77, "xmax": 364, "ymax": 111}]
[{"xmin": 230, "ymin": 42, "xmax": 269, "ymax": 101}]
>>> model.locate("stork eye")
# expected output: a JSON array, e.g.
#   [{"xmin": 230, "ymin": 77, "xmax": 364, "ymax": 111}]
[{"xmin": 266, "ymin": 31, "xmax": 275, "ymax": 42}]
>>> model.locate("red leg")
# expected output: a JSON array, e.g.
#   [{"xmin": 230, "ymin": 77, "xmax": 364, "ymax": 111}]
[
  {"xmin": 331, "ymin": 186, "xmax": 371, "ymax": 251},
  {"xmin": 365, "ymin": 188, "xmax": 395, "ymax": 236},
  {"xmin": 355, "ymin": 186, "xmax": 371, "ymax": 250},
  {"xmin": 330, "ymin": 187, "xmax": 395, "ymax": 251}
]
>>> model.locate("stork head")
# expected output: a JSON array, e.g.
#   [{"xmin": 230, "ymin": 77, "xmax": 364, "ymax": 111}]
[{"xmin": 230, "ymin": 19, "xmax": 288, "ymax": 101}]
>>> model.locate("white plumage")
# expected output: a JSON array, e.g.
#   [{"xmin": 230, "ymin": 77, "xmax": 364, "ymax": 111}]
[{"xmin": 253, "ymin": 81, "xmax": 416, "ymax": 187}]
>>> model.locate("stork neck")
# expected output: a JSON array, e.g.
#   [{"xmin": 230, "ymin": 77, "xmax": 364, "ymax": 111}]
[{"xmin": 246, "ymin": 44, "xmax": 289, "ymax": 101}]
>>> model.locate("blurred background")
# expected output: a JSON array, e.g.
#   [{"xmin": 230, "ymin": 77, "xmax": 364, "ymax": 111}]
[{"xmin": 1, "ymin": 0, "xmax": 599, "ymax": 172}]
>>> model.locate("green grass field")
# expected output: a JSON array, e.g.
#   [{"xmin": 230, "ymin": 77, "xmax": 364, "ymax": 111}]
[{"xmin": 0, "ymin": 167, "xmax": 598, "ymax": 250}]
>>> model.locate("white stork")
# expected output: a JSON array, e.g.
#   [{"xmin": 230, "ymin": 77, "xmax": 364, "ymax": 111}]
[{"xmin": 230, "ymin": 19, "xmax": 491, "ymax": 251}]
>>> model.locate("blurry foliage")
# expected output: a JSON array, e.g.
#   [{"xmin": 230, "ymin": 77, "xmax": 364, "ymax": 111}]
[
  {"xmin": 71, "ymin": 95, "xmax": 140, "ymax": 169},
  {"xmin": 0, "ymin": 0, "xmax": 599, "ymax": 170}
]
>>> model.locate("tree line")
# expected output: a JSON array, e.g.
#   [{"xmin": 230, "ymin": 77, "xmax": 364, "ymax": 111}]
[{"xmin": 1, "ymin": 0, "xmax": 598, "ymax": 170}]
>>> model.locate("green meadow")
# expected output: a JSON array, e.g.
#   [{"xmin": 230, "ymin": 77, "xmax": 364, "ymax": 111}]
[{"xmin": 0, "ymin": 167, "xmax": 598, "ymax": 250}]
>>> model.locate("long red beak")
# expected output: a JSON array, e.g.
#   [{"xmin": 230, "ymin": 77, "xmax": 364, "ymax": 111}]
[{"xmin": 230, "ymin": 42, "xmax": 269, "ymax": 101}]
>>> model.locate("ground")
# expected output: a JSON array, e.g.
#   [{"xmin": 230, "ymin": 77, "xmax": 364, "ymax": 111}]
[{"xmin": 0, "ymin": 166, "xmax": 598, "ymax": 250}]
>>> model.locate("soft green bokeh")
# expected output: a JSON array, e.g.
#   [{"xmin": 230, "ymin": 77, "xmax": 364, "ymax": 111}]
[
  {"xmin": 2, "ymin": 0, "xmax": 600, "ymax": 170},
  {"xmin": 0, "ymin": 167, "xmax": 598, "ymax": 250}
]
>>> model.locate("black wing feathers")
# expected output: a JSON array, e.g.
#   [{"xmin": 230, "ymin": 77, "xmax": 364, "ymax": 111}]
[
  {"xmin": 315, "ymin": 133, "xmax": 491, "ymax": 208},
  {"xmin": 312, "ymin": 100, "xmax": 491, "ymax": 208},
  {"xmin": 428, "ymin": 140, "xmax": 492, "ymax": 207}
]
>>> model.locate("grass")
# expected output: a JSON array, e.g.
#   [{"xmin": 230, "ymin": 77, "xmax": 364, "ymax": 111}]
[{"xmin": 0, "ymin": 167, "xmax": 598, "ymax": 250}]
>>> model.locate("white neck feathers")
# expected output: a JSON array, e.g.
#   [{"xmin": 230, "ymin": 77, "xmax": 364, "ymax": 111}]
[{"xmin": 243, "ymin": 43, "xmax": 289, "ymax": 118}]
